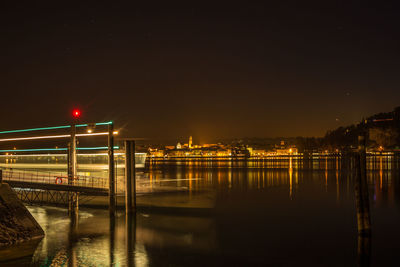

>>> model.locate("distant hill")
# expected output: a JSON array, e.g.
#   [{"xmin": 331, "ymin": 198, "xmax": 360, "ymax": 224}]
[{"xmin": 323, "ymin": 106, "xmax": 400, "ymax": 150}]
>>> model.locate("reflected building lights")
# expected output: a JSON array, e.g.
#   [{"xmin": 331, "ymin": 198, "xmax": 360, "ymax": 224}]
[
  {"xmin": 289, "ymin": 157, "xmax": 293, "ymax": 200},
  {"xmin": 336, "ymin": 169, "xmax": 340, "ymax": 203},
  {"xmin": 325, "ymin": 157, "xmax": 328, "ymax": 191},
  {"xmin": 380, "ymin": 155, "xmax": 383, "ymax": 190}
]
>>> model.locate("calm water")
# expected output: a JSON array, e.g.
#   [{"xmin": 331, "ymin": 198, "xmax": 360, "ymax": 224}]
[{"xmin": 3, "ymin": 157, "xmax": 400, "ymax": 266}]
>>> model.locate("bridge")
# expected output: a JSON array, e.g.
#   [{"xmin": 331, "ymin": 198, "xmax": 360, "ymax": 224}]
[
  {"xmin": 1, "ymin": 169, "xmax": 109, "ymax": 195},
  {"xmin": 0, "ymin": 168, "xmax": 109, "ymax": 207},
  {"xmin": 0, "ymin": 119, "xmax": 138, "ymax": 215}
]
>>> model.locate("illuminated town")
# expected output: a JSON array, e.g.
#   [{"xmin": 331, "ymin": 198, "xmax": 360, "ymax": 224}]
[{"xmin": 148, "ymin": 136, "xmax": 298, "ymax": 158}]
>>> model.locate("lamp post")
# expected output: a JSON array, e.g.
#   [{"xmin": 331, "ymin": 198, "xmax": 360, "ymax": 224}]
[{"xmin": 68, "ymin": 109, "xmax": 80, "ymax": 222}]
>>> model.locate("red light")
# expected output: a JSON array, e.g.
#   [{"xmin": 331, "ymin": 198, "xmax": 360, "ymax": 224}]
[{"xmin": 72, "ymin": 109, "xmax": 81, "ymax": 119}]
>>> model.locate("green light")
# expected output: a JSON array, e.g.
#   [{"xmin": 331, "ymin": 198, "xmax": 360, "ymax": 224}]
[
  {"xmin": 76, "ymin": 146, "xmax": 119, "ymax": 150},
  {"xmin": 76, "ymin": 122, "xmax": 112, "ymax": 127},
  {"xmin": 0, "ymin": 146, "xmax": 119, "ymax": 153},
  {"xmin": 0, "ymin": 125, "xmax": 70, "ymax": 135},
  {"xmin": 0, "ymin": 121, "xmax": 113, "ymax": 135},
  {"xmin": 94, "ymin": 121, "xmax": 113, "ymax": 126}
]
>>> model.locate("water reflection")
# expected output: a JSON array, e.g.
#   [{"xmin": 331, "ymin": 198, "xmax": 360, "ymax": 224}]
[
  {"xmin": 67, "ymin": 210, "xmax": 78, "ymax": 267},
  {"xmin": 358, "ymin": 234, "xmax": 371, "ymax": 267},
  {"xmin": 109, "ymin": 213, "xmax": 115, "ymax": 267},
  {"xmin": 125, "ymin": 213, "xmax": 135, "ymax": 267},
  {"xmin": 20, "ymin": 206, "xmax": 217, "ymax": 266},
  {"xmin": 145, "ymin": 156, "xmax": 400, "ymax": 208},
  {"xmin": 2, "ymin": 157, "xmax": 400, "ymax": 265}
]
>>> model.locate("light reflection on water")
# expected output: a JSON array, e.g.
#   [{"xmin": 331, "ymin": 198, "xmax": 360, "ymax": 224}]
[
  {"xmin": 2, "ymin": 157, "xmax": 400, "ymax": 266},
  {"xmin": 24, "ymin": 208, "xmax": 216, "ymax": 266}
]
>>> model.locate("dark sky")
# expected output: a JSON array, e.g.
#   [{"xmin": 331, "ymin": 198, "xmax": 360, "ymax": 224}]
[{"xmin": 1, "ymin": 1, "xmax": 400, "ymax": 143}]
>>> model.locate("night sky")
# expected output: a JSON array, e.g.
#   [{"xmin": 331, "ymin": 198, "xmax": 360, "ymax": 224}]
[{"xmin": 1, "ymin": 1, "xmax": 400, "ymax": 143}]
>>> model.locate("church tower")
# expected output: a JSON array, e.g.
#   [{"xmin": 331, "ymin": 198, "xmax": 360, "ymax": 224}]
[{"xmin": 189, "ymin": 136, "xmax": 193, "ymax": 148}]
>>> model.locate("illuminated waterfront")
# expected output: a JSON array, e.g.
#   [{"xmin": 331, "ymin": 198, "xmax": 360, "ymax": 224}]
[
  {"xmin": 2, "ymin": 1, "xmax": 400, "ymax": 265},
  {"xmin": 2, "ymin": 156, "xmax": 400, "ymax": 266}
]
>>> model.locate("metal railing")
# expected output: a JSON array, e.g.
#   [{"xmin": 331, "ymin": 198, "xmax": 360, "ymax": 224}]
[{"xmin": 1, "ymin": 168, "xmax": 108, "ymax": 190}]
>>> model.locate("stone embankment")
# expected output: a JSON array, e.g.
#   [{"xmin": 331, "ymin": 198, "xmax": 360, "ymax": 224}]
[{"xmin": 0, "ymin": 177, "xmax": 44, "ymax": 246}]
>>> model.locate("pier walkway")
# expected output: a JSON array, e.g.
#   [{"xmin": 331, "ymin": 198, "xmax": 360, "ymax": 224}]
[{"xmin": 1, "ymin": 169, "xmax": 109, "ymax": 196}]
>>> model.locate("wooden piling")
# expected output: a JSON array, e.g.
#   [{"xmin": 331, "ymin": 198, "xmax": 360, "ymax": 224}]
[
  {"xmin": 125, "ymin": 140, "xmax": 136, "ymax": 214},
  {"xmin": 125, "ymin": 212, "xmax": 136, "ymax": 267},
  {"xmin": 109, "ymin": 214, "xmax": 116, "ymax": 266},
  {"xmin": 355, "ymin": 135, "xmax": 371, "ymax": 236}
]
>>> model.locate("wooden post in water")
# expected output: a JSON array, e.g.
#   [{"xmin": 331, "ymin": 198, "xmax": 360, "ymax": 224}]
[
  {"xmin": 109, "ymin": 214, "xmax": 116, "ymax": 267},
  {"xmin": 125, "ymin": 140, "xmax": 136, "ymax": 214},
  {"xmin": 355, "ymin": 134, "xmax": 371, "ymax": 235},
  {"xmin": 355, "ymin": 134, "xmax": 371, "ymax": 266},
  {"xmin": 125, "ymin": 212, "xmax": 136, "ymax": 267},
  {"xmin": 67, "ymin": 208, "xmax": 78, "ymax": 267},
  {"xmin": 0, "ymin": 169, "xmax": 2, "ymax": 183},
  {"xmin": 108, "ymin": 122, "xmax": 116, "ymax": 216}
]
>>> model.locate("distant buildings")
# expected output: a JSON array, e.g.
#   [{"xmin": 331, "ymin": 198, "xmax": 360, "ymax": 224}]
[
  {"xmin": 274, "ymin": 140, "xmax": 298, "ymax": 155},
  {"xmin": 148, "ymin": 137, "xmax": 299, "ymax": 158}
]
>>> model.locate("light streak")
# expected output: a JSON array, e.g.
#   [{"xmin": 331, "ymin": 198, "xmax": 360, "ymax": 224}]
[
  {"xmin": 77, "ymin": 132, "xmax": 109, "ymax": 137},
  {"xmin": 0, "ymin": 125, "xmax": 70, "ymax": 134},
  {"xmin": 372, "ymin": 118, "xmax": 393, "ymax": 122},
  {"xmin": 0, "ymin": 148, "xmax": 67, "ymax": 152},
  {"xmin": 0, "ymin": 121, "xmax": 113, "ymax": 135},
  {"xmin": 0, "ymin": 132, "xmax": 112, "ymax": 142},
  {"xmin": 0, "ymin": 146, "xmax": 119, "ymax": 153},
  {"xmin": 76, "ymin": 146, "xmax": 120, "ymax": 150},
  {"xmin": 0, "ymin": 134, "xmax": 70, "ymax": 142},
  {"xmin": 0, "ymin": 152, "xmax": 130, "ymax": 157}
]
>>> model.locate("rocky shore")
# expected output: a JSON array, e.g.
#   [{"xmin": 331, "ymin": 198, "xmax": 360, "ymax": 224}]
[{"xmin": 0, "ymin": 183, "xmax": 44, "ymax": 246}]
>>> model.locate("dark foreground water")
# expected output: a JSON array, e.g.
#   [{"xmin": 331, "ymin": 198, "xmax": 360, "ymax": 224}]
[{"xmin": 3, "ymin": 157, "xmax": 400, "ymax": 266}]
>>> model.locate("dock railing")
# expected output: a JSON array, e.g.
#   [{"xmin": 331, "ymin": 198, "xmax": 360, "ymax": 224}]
[{"xmin": 0, "ymin": 168, "xmax": 108, "ymax": 190}]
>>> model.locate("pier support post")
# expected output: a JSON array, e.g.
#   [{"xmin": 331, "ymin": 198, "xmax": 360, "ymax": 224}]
[
  {"xmin": 0, "ymin": 169, "xmax": 2, "ymax": 183},
  {"xmin": 108, "ymin": 122, "xmax": 116, "ymax": 216},
  {"xmin": 125, "ymin": 140, "xmax": 136, "ymax": 214},
  {"xmin": 125, "ymin": 212, "xmax": 137, "ymax": 267},
  {"xmin": 109, "ymin": 214, "xmax": 116, "ymax": 267},
  {"xmin": 68, "ymin": 124, "xmax": 79, "ymax": 219},
  {"xmin": 67, "ymin": 210, "xmax": 78, "ymax": 267}
]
